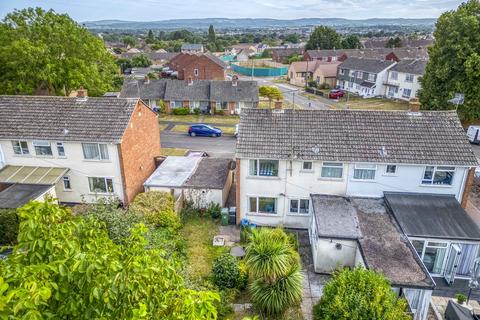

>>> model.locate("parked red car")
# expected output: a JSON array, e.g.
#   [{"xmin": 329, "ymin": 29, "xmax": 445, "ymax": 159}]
[{"xmin": 329, "ymin": 89, "xmax": 345, "ymax": 99}]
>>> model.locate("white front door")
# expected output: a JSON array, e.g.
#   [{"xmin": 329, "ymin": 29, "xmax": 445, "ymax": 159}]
[{"xmin": 444, "ymin": 244, "xmax": 462, "ymax": 285}]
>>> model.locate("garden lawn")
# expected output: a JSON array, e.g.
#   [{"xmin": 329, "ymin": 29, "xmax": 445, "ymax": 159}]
[
  {"xmin": 333, "ymin": 96, "xmax": 409, "ymax": 111},
  {"xmin": 170, "ymin": 124, "xmax": 191, "ymax": 134},
  {"xmin": 180, "ymin": 216, "xmax": 229, "ymax": 281},
  {"xmin": 159, "ymin": 114, "xmax": 240, "ymax": 125},
  {"xmin": 161, "ymin": 148, "xmax": 188, "ymax": 156},
  {"xmin": 159, "ymin": 123, "xmax": 169, "ymax": 131}
]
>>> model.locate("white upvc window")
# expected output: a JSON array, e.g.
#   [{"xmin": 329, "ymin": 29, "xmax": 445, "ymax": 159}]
[
  {"xmin": 12, "ymin": 140, "xmax": 29, "ymax": 155},
  {"xmin": 33, "ymin": 140, "xmax": 53, "ymax": 156},
  {"xmin": 216, "ymin": 101, "xmax": 228, "ymax": 110},
  {"xmin": 289, "ymin": 198, "xmax": 310, "ymax": 215},
  {"xmin": 422, "ymin": 166, "xmax": 455, "ymax": 186},
  {"xmin": 349, "ymin": 70, "xmax": 356, "ymax": 77},
  {"xmin": 405, "ymin": 74, "xmax": 414, "ymax": 82},
  {"xmin": 82, "ymin": 143, "xmax": 109, "ymax": 160},
  {"xmin": 302, "ymin": 161, "xmax": 313, "ymax": 171},
  {"xmin": 339, "ymin": 69, "xmax": 345, "ymax": 75},
  {"xmin": 248, "ymin": 196, "xmax": 277, "ymax": 214},
  {"xmin": 390, "ymin": 71, "xmax": 398, "ymax": 80},
  {"xmin": 320, "ymin": 162, "xmax": 343, "ymax": 179},
  {"xmin": 357, "ymin": 71, "xmax": 363, "ymax": 79},
  {"xmin": 63, "ymin": 176, "xmax": 71, "ymax": 190},
  {"xmin": 353, "ymin": 164, "xmax": 377, "ymax": 180},
  {"xmin": 402, "ymin": 88, "xmax": 412, "ymax": 98},
  {"xmin": 249, "ymin": 159, "xmax": 279, "ymax": 177},
  {"xmin": 170, "ymin": 101, "xmax": 182, "ymax": 108},
  {"xmin": 56, "ymin": 142, "xmax": 65, "ymax": 157},
  {"xmin": 88, "ymin": 177, "xmax": 114, "ymax": 194},
  {"xmin": 384, "ymin": 164, "xmax": 397, "ymax": 175},
  {"xmin": 368, "ymin": 73, "xmax": 375, "ymax": 82},
  {"xmin": 194, "ymin": 68, "xmax": 199, "ymax": 76}
]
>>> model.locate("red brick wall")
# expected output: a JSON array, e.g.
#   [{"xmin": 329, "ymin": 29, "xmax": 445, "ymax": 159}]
[
  {"xmin": 461, "ymin": 167, "xmax": 476, "ymax": 208},
  {"xmin": 118, "ymin": 101, "xmax": 161, "ymax": 204},
  {"xmin": 171, "ymin": 54, "xmax": 225, "ymax": 80},
  {"xmin": 235, "ymin": 159, "xmax": 241, "ymax": 225}
]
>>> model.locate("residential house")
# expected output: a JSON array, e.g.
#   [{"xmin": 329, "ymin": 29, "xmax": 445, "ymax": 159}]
[
  {"xmin": 169, "ymin": 53, "xmax": 226, "ymax": 80},
  {"xmin": 235, "ymin": 107, "xmax": 479, "ymax": 320},
  {"xmin": 288, "ymin": 61, "xmax": 339, "ymax": 87},
  {"xmin": 228, "ymin": 44, "xmax": 258, "ymax": 56},
  {"xmin": 0, "ymin": 94, "xmax": 161, "ymax": 205},
  {"xmin": 181, "ymin": 43, "xmax": 204, "ymax": 54},
  {"xmin": 303, "ymin": 49, "xmax": 348, "ymax": 62},
  {"xmin": 120, "ymin": 78, "xmax": 259, "ymax": 115},
  {"xmin": 336, "ymin": 58, "xmax": 396, "ymax": 97},
  {"xmin": 362, "ymin": 37, "xmax": 434, "ymax": 49},
  {"xmin": 384, "ymin": 59, "xmax": 427, "ymax": 100},
  {"xmin": 120, "ymin": 52, "xmax": 178, "ymax": 66},
  {"xmin": 304, "ymin": 47, "xmax": 428, "ymax": 63},
  {"xmin": 235, "ymin": 48, "xmax": 256, "ymax": 62},
  {"xmin": 271, "ymin": 48, "xmax": 304, "ymax": 63},
  {"xmin": 144, "ymin": 156, "xmax": 233, "ymax": 208}
]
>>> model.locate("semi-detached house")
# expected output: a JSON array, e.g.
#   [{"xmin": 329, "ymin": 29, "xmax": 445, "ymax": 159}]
[
  {"xmin": 384, "ymin": 59, "xmax": 427, "ymax": 101},
  {"xmin": 235, "ymin": 108, "xmax": 480, "ymax": 320},
  {"xmin": 0, "ymin": 94, "xmax": 161, "ymax": 206}
]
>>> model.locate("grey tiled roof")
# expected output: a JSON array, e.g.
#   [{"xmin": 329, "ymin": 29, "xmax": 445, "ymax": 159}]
[
  {"xmin": 210, "ymin": 81, "xmax": 259, "ymax": 102},
  {"xmin": 391, "ymin": 59, "xmax": 427, "ymax": 75},
  {"xmin": 119, "ymin": 78, "xmax": 168, "ymax": 100},
  {"xmin": 181, "ymin": 43, "xmax": 203, "ymax": 50},
  {"xmin": 184, "ymin": 158, "xmax": 232, "ymax": 189},
  {"xmin": 236, "ymin": 108, "xmax": 478, "ymax": 166},
  {"xmin": 0, "ymin": 95, "xmax": 138, "ymax": 143},
  {"xmin": 338, "ymin": 57, "xmax": 395, "ymax": 74},
  {"xmin": 0, "ymin": 184, "xmax": 53, "ymax": 209},
  {"xmin": 165, "ymin": 80, "xmax": 211, "ymax": 101}
]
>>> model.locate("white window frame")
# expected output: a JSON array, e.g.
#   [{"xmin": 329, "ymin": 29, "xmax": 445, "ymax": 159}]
[
  {"xmin": 56, "ymin": 142, "xmax": 66, "ymax": 157},
  {"xmin": 63, "ymin": 176, "xmax": 72, "ymax": 191},
  {"xmin": 421, "ymin": 166, "xmax": 455, "ymax": 186},
  {"xmin": 247, "ymin": 196, "xmax": 277, "ymax": 215},
  {"xmin": 339, "ymin": 69, "xmax": 345, "ymax": 75},
  {"xmin": 11, "ymin": 140, "xmax": 29, "ymax": 155},
  {"xmin": 368, "ymin": 73, "xmax": 375, "ymax": 82},
  {"xmin": 320, "ymin": 162, "xmax": 343, "ymax": 180},
  {"xmin": 82, "ymin": 143, "xmax": 109, "ymax": 161},
  {"xmin": 411, "ymin": 238, "xmax": 449, "ymax": 276},
  {"xmin": 32, "ymin": 140, "xmax": 53, "ymax": 156},
  {"xmin": 352, "ymin": 164, "xmax": 377, "ymax": 181},
  {"xmin": 357, "ymin": 71, "xmax": 363, "ymax": 79},
  {"xmin": 384, "ymin": 164, "xmax": 397, "ymax": 176},
  {"xmin": 194, "ymin": 68, "xmax": 199, "ymax": 76},
  {"xmin": 390, "ymin": 71, "xmax": 398, "ymax": 80},
  {"xmin": 402, "ymin": 88, "xmax": 412, "ymax": 98},
  {"xmin": 288, "ymin": 198, "xmax": 310, "ymax": 215},
  {"xmin": 302, "ymin": 161, "xmax": 313, "ymax": 172},
  {"xmin": 405, "ymin": 74, "xmax": 414, "ymax": 82},
  {"xmin": 249, "ymin": 159, "xmax": 279, "ymax": 177},
  {"xmin": 88, "ymin": 177, "xmax": 114, "ymax": 194}
]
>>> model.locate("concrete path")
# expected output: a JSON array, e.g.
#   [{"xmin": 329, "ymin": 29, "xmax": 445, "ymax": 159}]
[{"xmin": 160, "ymin": 131, "xmax": 236, "ymax": 158}]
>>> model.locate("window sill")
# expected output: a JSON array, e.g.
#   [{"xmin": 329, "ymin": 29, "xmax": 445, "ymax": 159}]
[
  {"xmin": 419, "ymin": 184, "xmax": 453, "ymax": 188},
  {"xmin": 351, "ymin": 179, "xmax": 376, "ymax": 183},
  {"xmin": 286, "ymin": 213, "xmax": 310, "ymax": 217},
  {"xmin": 300, "ymin": 170, "xmax": 314, "ymax": 173},
  {"xmin": 318, "ymin": 177, "xmax": 344, "ymax": 182},
  {"xmin": 246, "ymin": 176, "xmax": 280, "ymax": 180},
  {"xmin": 83, "ymin": 159, "xmax": 112, "ymax": 163},
  {"xmin": 247, "ymin": 212, "xmax": 278, "ymax": 217},
  {"xmin": 382, "ymin": 174, "xmax": 398, "ymax": 177},
  {"xmin": 13, "ymin": 154, "xmax": 33, "ymax": 158},
  {"xmin": 35, "ymin": 155, "xmax": 54, "ymax": 158},
  {"xmin": 63, "ymin": 189, "xmax": 73, "ymax": 192},
  {"xmin": 88, "ymin": 192, "xmax": 115, "ymax": 196}
]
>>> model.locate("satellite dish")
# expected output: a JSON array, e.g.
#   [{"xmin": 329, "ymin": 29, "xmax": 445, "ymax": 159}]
[{"xmin": 311, "ymin": 145, "xmax": 320, "ymax": 154}]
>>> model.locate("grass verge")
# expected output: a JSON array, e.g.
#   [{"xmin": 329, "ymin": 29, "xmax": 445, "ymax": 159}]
[{"xmin": 160, "ymin": 148, "xmax": 188, "ymax": 156}]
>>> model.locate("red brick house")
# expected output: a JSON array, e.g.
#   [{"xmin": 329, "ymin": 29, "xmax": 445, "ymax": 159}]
[{"xmin": 169, "ymin": 53, "xmax": 226, "ymax": 80}]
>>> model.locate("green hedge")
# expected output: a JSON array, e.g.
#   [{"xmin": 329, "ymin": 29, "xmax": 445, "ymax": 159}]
[
  {"xmin": 172, "ymin": 107, "xmax": 190, "ymax": 115},
  {"xmin": 0, "ymin": 209, "xmax": 19, "ymax": 246}
]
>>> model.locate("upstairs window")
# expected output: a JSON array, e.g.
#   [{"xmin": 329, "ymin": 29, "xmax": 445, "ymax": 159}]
[
  {"xmin": 353, "ymin": 164, "xmax": 377, "ymax": 180},
  {"xmin": 321, "ymin": 162, "xmax": 343, "ymax": 179},
  {"xmin": 33, "ymin": 140, "xmax": 53, "ymax": 156},
  {"xmin": 339, "ymin": 69, "xmax": 345, "ymax": 75},
  {"xmin": 405, "ymin": 74, "xmax": 414, "ymax": 82},
  {"xmin": 368, "ymin": 73, "xmax": 375, "ymax": 82},
  {"xmin": 194, "ymin": 68, "xmax": 199, "ymax": 76},
  {"xmin": 82, "ymin": 143, "xmax": 109, "ymax": 160},
  {"xmin": 390, "ymin": 71, "xmax": 398, "ymax": 80},
  {"xmin": 249, "ymin": 159, "xmax": 279, "ymax": 177},
  {"xmin": 357, "ymin": 71, "xmax": 363, "ymax": 79},
  {"xmin": 56, "ymin": 142, "xmax": 65, "ymax": 157},
  {"xmin": 422, "ymin": 166, "xmax": 455, "ymax": 185},
  {"xmin": 385, "ymin": 165, "xmax": 397, "ymax": 175},
  {"xmin": 12, "ymin": 140, "xmax": 29, "ymax": 155}
]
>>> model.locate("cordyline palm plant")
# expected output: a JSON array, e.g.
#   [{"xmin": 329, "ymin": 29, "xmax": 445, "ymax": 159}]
[{"xmin": 245, "ymin": 228, "xmax": 303, "ymax": 316}]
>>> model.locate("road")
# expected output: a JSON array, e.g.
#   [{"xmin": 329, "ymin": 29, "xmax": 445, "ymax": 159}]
[
  {"xmin": 472, "ymin": 144, "xmax": 480, "ymax": 161},
  {"xmin": 238, "ymin": 75, "xmax": 332, "ymax": 110},
  {"xmin": 161, "ymin": 131, "xmax": 236, "ymax": 158}
]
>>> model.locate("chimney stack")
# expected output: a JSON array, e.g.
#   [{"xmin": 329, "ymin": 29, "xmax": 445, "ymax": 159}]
[
  {"xmin": 187, "ymin": 76, "xmax": 193, "ymax": 86},
  {"xmin": 76, "ymin": 86, "xmax": 87, "ymax": 99},
  {"xmin": 274, "ymin": 98, "xmax": 282, "ymax": 109},
  {"xmin": 409, "ymin": 98, "xmax": 421, "ymax": 113},
  {"xmin": 232, "ymin": 75, "xmax": 238, "ymax": 87},
  {"xmin": 144, "ymin": 75, "xmax": 150, "ymax": 84}
]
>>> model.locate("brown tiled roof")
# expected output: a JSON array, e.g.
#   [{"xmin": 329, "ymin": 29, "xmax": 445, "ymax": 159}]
[
  {"xmin": 0, "ymin": 95, "xmax": 138, "ymax": 143},
  {"xmin": 235, "ymin": 108, "xmax": 478, "ymax": 166}
]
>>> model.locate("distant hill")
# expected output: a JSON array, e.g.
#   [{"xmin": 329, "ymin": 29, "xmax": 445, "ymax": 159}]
[{"xmin": 82, "ymin": 18, "xmax": 436, "ymax": 30}]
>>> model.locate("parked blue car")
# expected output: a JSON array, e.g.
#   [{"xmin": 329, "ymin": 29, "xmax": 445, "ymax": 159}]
[{"xmin": 188, "ymin": 124, "xmax": 222, "ymax": 137}]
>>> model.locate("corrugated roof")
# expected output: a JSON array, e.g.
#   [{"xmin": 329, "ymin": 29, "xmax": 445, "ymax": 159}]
[
  {"xmin": 144, "ymin": 156, "xmax": 201, "ymax": 188},
  {"xmin": 0, "ymin": 95, "xmax": 138, "ymax": 143},
  {"xmin": 385, "ymin": 192, "xmax": 480, "ymax": 240},
  {"xmin": 235, "ymin": 108, "xmax": 478, "ymax": 166},
  {"xmin": 0, "ymin": 184, "xmax": 54, "ymax": 209},
  {"xmin": 0, "ymin": 166, "xmax": 69, "ymax": 185}
]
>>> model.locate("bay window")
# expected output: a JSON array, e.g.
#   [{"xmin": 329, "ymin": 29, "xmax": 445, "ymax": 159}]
[
  {"xmin": 422, "ymin": 166, "xmax": 455, "ymax": 185},
  {"xmin": 12, "ymin": 140, "xmax": 29, "ymax": 155},
  {"xmin": 82, "ymin": 143, "xmax": 109, "ymax": 160},
  {"xmin": 353, "ymin": 164, "xmax": 376, "ymax": 180},
  {"xmin": 88, "ymin": 177, "xmax": 114, "ymax": 194},
  {"xmin": 290, "ymin": 198, "xmax": 310, "ymax": 214},
  {"xmin": 33, "ymin": 140, "xmax": 53, "ymax": 156},
  {"xmin": 248, "ymin": 196, "xmax": 276, "ymax": 214},
  {"xmin": 321, "ymin": 162, "xmax": 343, "ymax": 179},
  {"xmin": 249, "ymin": 159, "xmax": 279, "ymax": 177}
]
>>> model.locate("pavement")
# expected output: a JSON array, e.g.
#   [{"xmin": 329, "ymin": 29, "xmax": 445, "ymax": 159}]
[
  {"xmin": 161, "ymin": 131, "xmax": 236, "ymax": 158},
  {"xmin": 472, "ymin": 144, "xmax": 480, "ymax": 160}
]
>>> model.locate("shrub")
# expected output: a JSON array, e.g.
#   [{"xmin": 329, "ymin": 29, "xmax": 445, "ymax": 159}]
[
  {"xmin": 319, "ymin": 82, "xmax": 330, "ymax": 90},
  {"xmin": 313, "ymin": 267, "xmax": 410, "ymax": 320},
  {"xmin": 456, "ymin": 293, "xmax": 467, "ymax": 304},
  {"xmin": 307, "ymin": 80, "xmax": 317, "ymax": 88},
  {"xmin": 172, "ymin": 107, "xmax": 190, "ymax": 115},
  {"xmin": 214, "ymin": 110, "xmax": 224, "ymax": 115},
  {"xmin": 74, "ymin": 198, "xmax": 142, "ymax": 244},
  {"xmin": 129, "ymin": 192, "xmax": 180, "ymax": 229},
  {"xmin": 0, "ymin": 209, "xmax": 19, "ymax": 245},
  {"xmin": 193, "ymin": 107, "xmax": 200, "ymax": 115},
  {"xmin": 212, "ymin": 254, "xmax": 240, "ymax": 289},
  {"xmin": 237, "ymin": 261, "xmax": 249, "ymax": 290},
  {"xmin": 206, "ymin": 202, "xmax": 221, "ymax": 219},
  {"xmin": 158, "ymin": 100, "xmax": 166, "ymax": 113}
]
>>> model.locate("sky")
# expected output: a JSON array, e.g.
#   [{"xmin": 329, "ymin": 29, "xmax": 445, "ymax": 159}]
[{"xmin": 0, "ymin": 0, "xmax": 464, "ymax": 21}]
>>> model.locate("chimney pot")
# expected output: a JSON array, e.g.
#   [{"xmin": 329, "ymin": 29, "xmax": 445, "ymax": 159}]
[
  {"xmin": 76, "ymin": 86, "xmax": 87, "ymax": 99},
  {"xmin": 409, "ymin": 98, "xmax": 421, "ymax": 113},
  {"xmin": 144, "ymin": 75, "xmax": 149, "ymax": 84},
  {"xmin": 187, "ymin": 76, "xmax": 193, "ymax": 85}
]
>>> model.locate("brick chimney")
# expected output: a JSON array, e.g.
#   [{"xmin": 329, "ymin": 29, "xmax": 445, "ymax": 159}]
[
  {"xmin": 274, "ymin": 98, "xmax": 282, "ymax": 109},
  {"xmin": 187, "ymin": 76, "xmax": 193, "ymax": 86},
  {"xmin": 232, "ymin": 75, "xmax": 238, "ymax": 87},
  {"xmin": 409, "ymin": 98, "xmax": 421, "ymax": 113},
  {"xmin": 76, "ymin": 86, "xmax": 87, "ymax": 99}
]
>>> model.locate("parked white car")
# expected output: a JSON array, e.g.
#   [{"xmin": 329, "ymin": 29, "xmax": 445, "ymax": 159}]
[{"xmin": 467, "ymin": 125, "xmax": 480, "ymax": 144}]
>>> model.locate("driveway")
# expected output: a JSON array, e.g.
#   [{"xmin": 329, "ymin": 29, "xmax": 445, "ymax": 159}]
[{"xmin": 161, "ymin": 131, "xmax": 236, "ymax": 158}]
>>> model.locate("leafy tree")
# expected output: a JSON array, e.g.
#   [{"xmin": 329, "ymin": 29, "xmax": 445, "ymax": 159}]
[
  {"xmin": 341, "ymin": 34, "xmax": 362, "ymax": 49},
  {"xmin": 0, "ymin": 200, "xmax": 219, "ymax": 319},
  {"xmin": 284, "ymin": 33, "xmax": 300, "ymax": 44},
  {"xmin": 261, "ymin": 49, "xmax": 272, "ymax": 58},
  {"xmin": 286, "ymin": 53, "xmax": 303, "ymax": 64},
  {"xmin": 419, "ymin": 0, "xmax": 480, "ymax": 120},
  {"xmin": 212, "ymin": 254, "xmax": 240, "ymax": 289},
  {"xmin": 0, "ymin": 7, "xmax": 118, "ymax": 96},
  {"xmin": 313, "ymin": 267, "xmax": 409, "ymax": 320},
  {"xmin": 259, "ymin": 86, "xmax": 284, "ymax": 108},
  {"xmin": 385, "ymin": 36, "xmax": 402, "ymax": 48},
  {"xmin": 116, "ymin": 57, "xmax": 133, "ymax": 73},
  {"xmin": 306, "ymin": 26, "xmax": 342, "ymax": 50},
  {"xmin": 245, "ymin": 228, "xmax": 303, "ymax": 316},
  {"xmin": 208, "ymin": 24, "xmax": 216, "ymax": 43},
  {"xmin": 130, "ymin": 54, "xmax": 151, "ymax": 67},
  {"xmin": 146, "ymin": 29, "xmax": 155, "ymax": 44},
  {"xmin": 0, "ymin": 209, "xmax": 18, "ymax": 246},
  {"xmin": 129, "ymin": 191, "xmax": 181, "ymax": 229},
  {"xmin": 122, "ymin": 35, "xmax": 138, "ymax": 47}
]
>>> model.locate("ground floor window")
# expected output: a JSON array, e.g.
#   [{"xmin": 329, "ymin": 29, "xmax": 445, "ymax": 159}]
[
  {"xmin": 170, "ymin": 101, "xmax": 183, "ymax": 109},
  {"xmin": 289, "ymin": 198, "xmax": 310, "ymax": 214},
  {"xmin": 248, "ymin": 196, "xmax": 276, "ymax": 214},
  {"xmin": 402, "ymin": 88, "xmax": 412, "ymax": 98},
  {"xmin": 63, "ymin": 176, "xmax": 71, "ymax": 190},
  {"xmin": 88, "ymin": 177, "xmax": 114, "ymax": 194}
]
